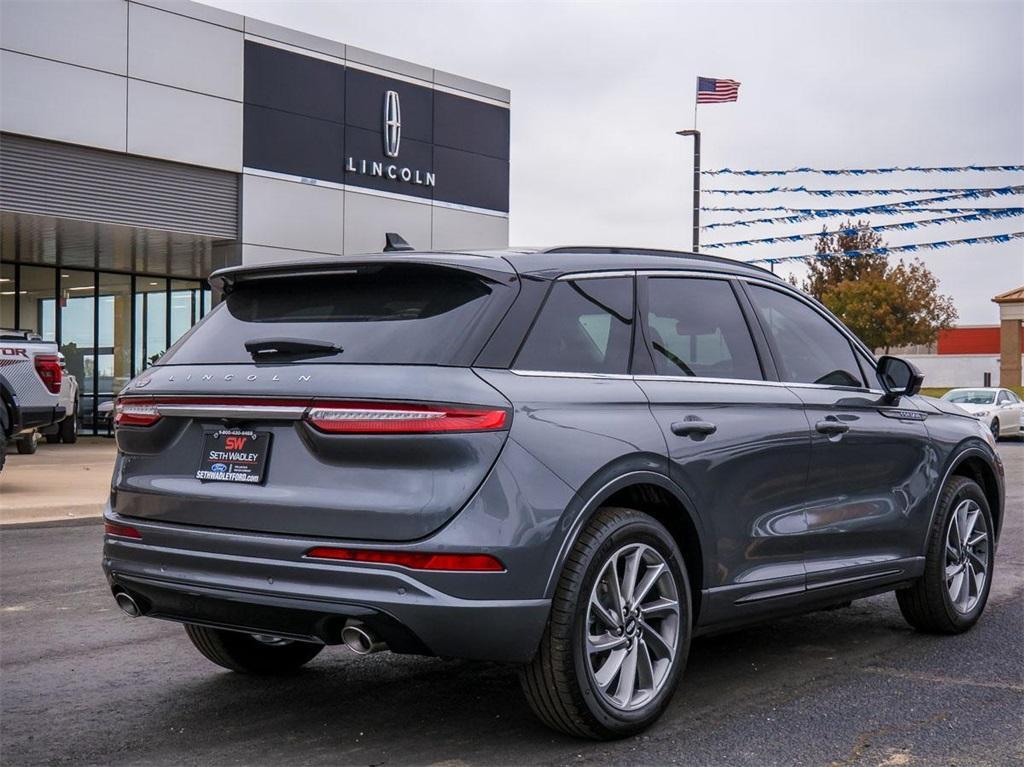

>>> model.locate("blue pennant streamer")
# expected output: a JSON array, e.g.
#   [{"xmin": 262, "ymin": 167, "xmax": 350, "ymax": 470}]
[
  {"xmin": 706, "ymin": 185, "xmax": 1024, "ymax": 197},
  {"xmin": 704, "ymin": 209, "xmax": 1024, "ymax": 250},
  {"xmin": 745, "ymin": 232, "xmax": 1024, "ymax": 265},
  {"xmin": 703, "ymin": 187, "xmax": 1024, "ymax": 230},
  {"xmin": 704, "ymin": 165, "xmax": 1024, "ymax": 177},
  {"xmin": 703, "ymin": 205, "xmax": 1024, "ymax": 214}
]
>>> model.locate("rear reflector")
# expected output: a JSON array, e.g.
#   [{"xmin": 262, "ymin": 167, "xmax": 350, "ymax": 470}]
[
  {"xmin": 306, "ymin": 404, "xmax": 506, "ymax": 434},
  {"xmin": 306, "ymin": 547, "xmax": 505, "ymax": 572},
  {"xmin": 34, "ymin": 354, "xmax": 62, "ymax": 394},
  {"xmin": 104, "ymin": 522, "xmax": 142, "ymax": 539}
]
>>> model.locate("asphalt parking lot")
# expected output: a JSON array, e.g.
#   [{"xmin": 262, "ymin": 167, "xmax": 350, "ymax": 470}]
[{"xmin": 1, "ymin": 442, "xmax": 1021, "ymax": 767}]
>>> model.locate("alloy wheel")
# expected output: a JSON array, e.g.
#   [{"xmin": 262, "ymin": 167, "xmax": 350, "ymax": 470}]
[
  {"xmin": 945, "ymin": 498, "xmax": 990, "ymax": 614},
  {"xmin": 585, "ymin": 543, "xmax": 680, "ymax": 711}
]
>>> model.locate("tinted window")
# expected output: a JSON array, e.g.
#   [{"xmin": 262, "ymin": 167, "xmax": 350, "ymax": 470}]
[
  {"xmin": 645, "ymin": 278, "xmax": 762, "ymax": 380},
  {"xmin": 515, "ymin": 277, "xmax": 633, "ymax": 374},
  {"xmin": 747, "ymin": 285, "xmax": 865, "ymax": 387},
  {"xmin": 161, "ymin": 265, "xmax": 511, "ymax": 366}
]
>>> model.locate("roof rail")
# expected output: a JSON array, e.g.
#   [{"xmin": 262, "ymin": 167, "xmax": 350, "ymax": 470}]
[{"xmin": 540, "ymin": 246, "xmax": 777, "ymax": 275}]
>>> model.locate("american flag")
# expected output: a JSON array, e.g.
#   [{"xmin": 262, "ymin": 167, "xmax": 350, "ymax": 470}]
[{"xmin": 697, "ymin": 77, "xmax": 740, "ymax": 104}]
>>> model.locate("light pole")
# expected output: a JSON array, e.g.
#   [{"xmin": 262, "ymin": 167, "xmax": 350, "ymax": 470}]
[{"xmin": 676, "ymin": 129, "xmax": 700, "ymax": 252}]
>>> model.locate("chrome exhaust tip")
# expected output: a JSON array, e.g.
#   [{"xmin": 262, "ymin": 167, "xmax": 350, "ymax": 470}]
[
  {"xmin": 114, "ymin": 591, "xmax": 142, "ymax": 617},
  {"xmin": 341, "ymin": 621, "xmax": 386, "ymax": 655}
]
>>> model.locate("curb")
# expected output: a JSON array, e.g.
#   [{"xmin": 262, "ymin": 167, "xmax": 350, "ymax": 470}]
[{"xmin": 1, "ymin": 516, "xmax": 104, "ymax": 531}]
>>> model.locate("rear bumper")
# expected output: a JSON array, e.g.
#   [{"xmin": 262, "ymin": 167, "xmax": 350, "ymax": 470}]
[
  {"xmin": 101, "ymin": 509, "xmax": 550, "ymax": 663},
  {"xmin": 8, "ymin": 405, "xmax": 65, "ymax": 435}
]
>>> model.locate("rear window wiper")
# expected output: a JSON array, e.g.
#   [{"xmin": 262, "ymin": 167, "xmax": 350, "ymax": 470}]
[{"xmin": 244, "ymin": 337, "xmax": 343, "ymax": 361}]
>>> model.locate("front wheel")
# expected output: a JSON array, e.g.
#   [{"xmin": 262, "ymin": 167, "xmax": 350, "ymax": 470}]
[
  {"xmin": 519, "ymin": 507, "xmax": 691, "ymax": 740},
  {"xmin": 184, "ymin": 624, "xmax": 323, "ymax": 674},
  {"xmin": 990, "ymin": 419, "xmax": 1000, "ymax": 441},
  {"xmin": 16, "ymin": 433, "xmax": 37, "ymax": 454},
  {"xmin": 897, "ymin": 476, "xmax": 994, "ymax": 633}
]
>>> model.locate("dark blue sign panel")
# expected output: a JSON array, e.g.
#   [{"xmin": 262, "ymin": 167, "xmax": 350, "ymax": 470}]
[{"xmin": 242, "ymin": 42, "xmax": 510, "ymax": 213}]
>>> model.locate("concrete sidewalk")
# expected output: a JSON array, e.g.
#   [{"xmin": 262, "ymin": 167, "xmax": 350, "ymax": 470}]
[{"xmin": 0, "ymin": 437, "xmax": 115, "ymax": 525}]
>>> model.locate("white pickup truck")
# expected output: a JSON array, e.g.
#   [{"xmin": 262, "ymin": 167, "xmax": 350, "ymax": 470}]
[{"xmin": 0, "ymin": 329, "xmax": 69, "ymax": 471}]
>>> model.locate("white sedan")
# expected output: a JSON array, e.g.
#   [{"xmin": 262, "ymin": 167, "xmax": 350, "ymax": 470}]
[{"xmin": 941, "ymin": 387, "xmax": 1023, "ymax": 440}]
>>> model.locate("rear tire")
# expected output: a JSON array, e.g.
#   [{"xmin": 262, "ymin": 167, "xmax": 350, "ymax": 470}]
[
  {"xmin": 896, "ymin": 476, "xmax": 994, "ymax": 634},
  {"xmin": 59, "ymin": 406, "xmax": 78, "ymax": 444},
  {"xmin": 16, "ymin": 433, "xmax": 37, "ymax": 455},
  {"xmin": 519, "ymin": 507, "xmax": 692, "ymax": 740},
  {"xmin": 184, "ymin": 624, "xmax": 323, "ymax": 674}
]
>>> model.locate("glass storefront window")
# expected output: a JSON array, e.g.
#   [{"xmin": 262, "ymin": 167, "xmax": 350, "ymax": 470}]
[
  {"xmin": 60, "ymin": 269, "xmax": 96, "ymax": 429},
  {"xmin": 1, "ymin": 262, "xmax": 15, "ymax": 328},
  {"xmin": 19, "ymin": 266, "xmax": 57, "ymax": 340},
  {"xmin": 0, "ymin": 260, "xmax": 209, "ymax": 436},
  {"xmin": 170, "ymin": 279, "xmax": 201, "ymax": 346},
  {"xmin": 135, "ymin": 278, "xmax": 167, "ymax": 372},
  {"xmin": 98, "ymin": 273, "xmax": 132, "ymax": 425}
]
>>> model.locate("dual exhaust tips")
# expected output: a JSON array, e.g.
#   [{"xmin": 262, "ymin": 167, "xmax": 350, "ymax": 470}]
[
  {"xmin": 112, "ymin": 589, "xmax": 385, "ymax": 655},
  {"xmin": 114, "ymin": 590, "xmax": 386, "ymax": 655}
]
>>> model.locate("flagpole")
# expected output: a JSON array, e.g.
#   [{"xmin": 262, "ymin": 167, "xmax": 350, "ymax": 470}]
[
  {"xmin": 693, "ymin": 76, "xmax": 699, "ymax": 130},
  {"xmin": 679, "ymin": 77, "xmax": 701, "ymax": 252},
  {"xmin": 677, "ymin": 125, "xmax": 701, "ymax": 252}
]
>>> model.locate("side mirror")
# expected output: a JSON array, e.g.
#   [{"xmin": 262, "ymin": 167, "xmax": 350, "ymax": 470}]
[{"xmin": 876, "ymin": 355, "xmax": 923, "ymax": 400}]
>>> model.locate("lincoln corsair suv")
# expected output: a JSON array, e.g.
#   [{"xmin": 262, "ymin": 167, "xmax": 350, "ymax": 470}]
[{"xmin": 103, "ymin": 246, "xmax": 1004, "ymax": 739}]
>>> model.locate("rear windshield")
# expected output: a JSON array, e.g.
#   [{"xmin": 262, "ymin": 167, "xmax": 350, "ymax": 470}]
[{"xmin": 161, "ymin": 265, "xmax": 514, "ymax": 366}]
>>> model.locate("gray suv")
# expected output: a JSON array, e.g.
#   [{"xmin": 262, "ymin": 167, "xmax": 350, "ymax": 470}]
[{"xmin": 103, "ymin": 247, "xmax": 1005, "ymax": 739}]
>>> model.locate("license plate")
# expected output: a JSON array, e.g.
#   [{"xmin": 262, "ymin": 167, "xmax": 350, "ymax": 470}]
[{"xmin": 196, "ymin": 429, "xmax": 271, "ymax": 484}]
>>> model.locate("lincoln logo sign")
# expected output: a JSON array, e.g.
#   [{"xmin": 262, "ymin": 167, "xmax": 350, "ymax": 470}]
[
  {"xmin": 383, "ymin": 90, "xmax": 401, "ymax": 158},
  {"xmin": 344, "ymin": 90, "xmax": 436, "ymax": 188}
]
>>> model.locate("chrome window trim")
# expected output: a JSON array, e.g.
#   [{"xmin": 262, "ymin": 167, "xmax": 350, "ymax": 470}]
[
  {"xmin": 509, "ymin": 369, "xmax": 635, "ymax": 381},
  {"xmin": 554, "ymin": 270, "xmax": 636, "ymax": 281},
  {"xmin": 508, "ymin": 369, "xmax": 885, "ymax": 395}
]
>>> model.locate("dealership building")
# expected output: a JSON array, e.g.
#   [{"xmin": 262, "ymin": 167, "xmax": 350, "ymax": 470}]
[{"xmin": 0, "ymin": 0, "xmax": 511, "ymax": 434}]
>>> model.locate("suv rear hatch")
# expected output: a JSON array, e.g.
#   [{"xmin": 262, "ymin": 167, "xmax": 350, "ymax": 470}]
[{"xmin": 113, "ymin": 257, "xmax": 518, "ymax": 542}]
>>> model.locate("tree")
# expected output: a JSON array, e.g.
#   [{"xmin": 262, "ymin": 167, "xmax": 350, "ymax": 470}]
[{"xmin": 800, "ymin": 220, "xmax": 958, "ymax": 353}]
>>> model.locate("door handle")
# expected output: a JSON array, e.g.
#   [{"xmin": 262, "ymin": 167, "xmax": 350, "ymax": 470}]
[
  {"xmin": 815, "ymin": 418, "xmax": 850, "ymax": 436},
  {"xmin": 671, "ymin": 419, "xmax": 717, "ymax": 437}
]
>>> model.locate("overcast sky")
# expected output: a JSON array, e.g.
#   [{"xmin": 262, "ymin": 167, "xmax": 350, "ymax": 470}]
[{"xmin": 208, "ymin": 0, "xmax": 1023, "ymax": 324}]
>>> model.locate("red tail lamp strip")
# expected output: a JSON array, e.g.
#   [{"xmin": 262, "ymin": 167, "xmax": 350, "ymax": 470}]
[
  {"xmin": 104, "ymin": 522, "xmax": 142, "ymax": 539},
  {"xmin": 113, "ymin": 396, "xmax": 508, "ymax": 434},
  {"xmin": 306, "ymin": 547, "xmax": 505, "ymax": 572},
  {"xmin": 306, "ymin": 404, "xmax": 506, "ymax": 434}
]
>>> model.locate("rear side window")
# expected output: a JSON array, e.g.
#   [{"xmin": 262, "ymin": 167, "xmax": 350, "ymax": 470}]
[
  {"xmin": 645, "ymin": 277, "xmax": 762, "ymax": 380},
  {"xmin": 161, "ymin": 265, "xmax": 512, "ymax": 366},
  {"xmin": 747, "ymin": 284, "xmax": 865, "ymax": 387},
  {"xmin": 514, "ymin": 277, "xmax": 634, "ymax": 374}
]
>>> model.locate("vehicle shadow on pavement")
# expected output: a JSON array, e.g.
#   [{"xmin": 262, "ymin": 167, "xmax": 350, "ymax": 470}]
[{"xmin": 82, "ymin": 598, "xmax": 939, "ymax": 766}]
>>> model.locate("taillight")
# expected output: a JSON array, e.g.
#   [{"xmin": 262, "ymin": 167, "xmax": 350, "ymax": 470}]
[
  {"xmin": 104, "ymin": 521, "xmax": 142, "ymax": 539},
  {"xmin": 306, "ymin": 547, "xmax": 505, "ymax": 572},
  {"xmin": 111, "ymin": 397, "xmax": 508, "ymax": 433},
  {"xmin": 305, "ymin": 403, "xmax": 507, "ymax": 434},
  {"xmin": 114, "ymin": 398, "xmax": 161, "ymax": 427},
  {"xmin": 34, "ymin": 354, "xmax": 62, "ymax": 394}
]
